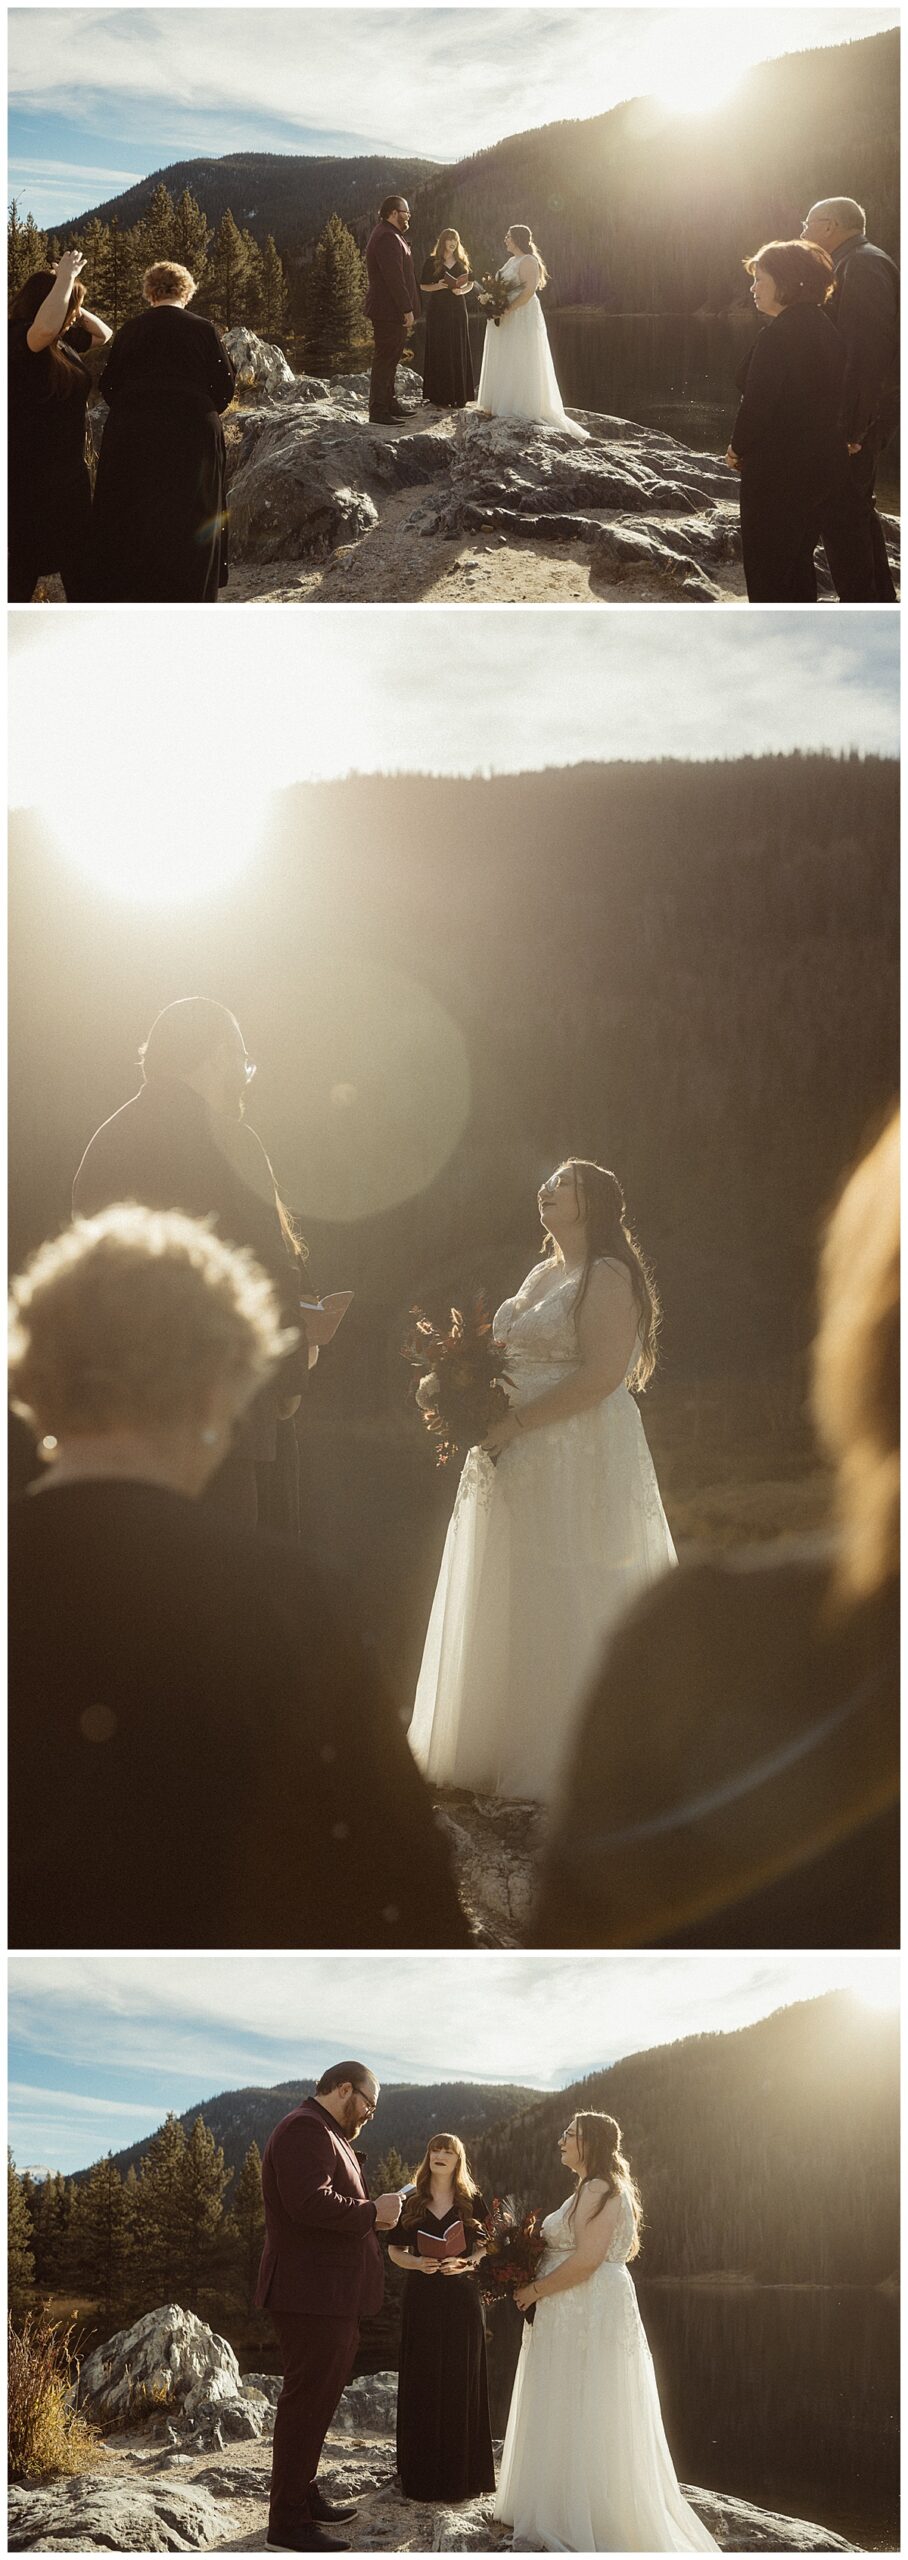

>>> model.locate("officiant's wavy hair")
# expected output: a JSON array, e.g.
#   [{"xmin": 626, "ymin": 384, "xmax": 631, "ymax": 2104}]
[
  {"xmin": 429, "ymin": 228, "xmax": 470, "ymax": 273},
  {"xmin": 743, "ymin": 239, "xmax": 834, "ymax": 307},
  {"xmin": 400, "ymin": 2132, "xmax": 483, "ymax": 2231},
  {"xmin": 567, "ymin": 2112, "xmax": 642, "ymax": 2256},
  {"xmin": 542, "ymin": 1161, "xmax": 661, "ymax": 1390},
  {"xmin": 507, "ymin": 224, "xmax": 548, "ymax": 285},
  {"xmin": 8, "ymin": 270, "xmax": 87, "ymax": 394}
]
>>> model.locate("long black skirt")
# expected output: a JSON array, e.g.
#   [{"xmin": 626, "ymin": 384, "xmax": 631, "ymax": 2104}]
[
  {"xmin": 396, "ymin": 2273, "xmax": 495, "ymax": 2502},
  {"xmin": 422, "ymin": 295, "xmax": 475, "ymax": 408},
  {"xmin": 90, "ymin": 393, "xmax": 229, "ymax": 601}
]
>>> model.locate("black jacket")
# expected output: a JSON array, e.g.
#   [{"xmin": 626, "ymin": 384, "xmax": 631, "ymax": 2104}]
[{"xmin": 827, "ymin": 235, "xmax": 900, "ymax": 443}]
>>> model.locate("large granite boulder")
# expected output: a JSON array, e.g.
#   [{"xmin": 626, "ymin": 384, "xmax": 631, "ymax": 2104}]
[
  {"xmin": 77, "ymin": 2303, "xmax": 269, "ymax": 2442},
  {"xmin": 224, "ymin": 327, "xmax": 297, "ymax": 398},
  {"xmin": 226, "ymin": 397, "xmax": 452, "ymax": 560},
  {"xmin": 7, "ymin": 2477, "xmax": 226, "ymax": 2551}
]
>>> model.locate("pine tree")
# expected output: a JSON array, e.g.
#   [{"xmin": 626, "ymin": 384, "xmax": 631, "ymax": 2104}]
[
  {"xmin": 259, "ymin": 236, "xmax": 289, "ymax": 340},
  {"xmin": 374, "ymin": 2148, "xmax": 413, "ymax": 2194},
  {"xmin": 29, "ymin": 2172, "xmax": 76, "ymax": 2291},
  {"xmin": 105, "ymin": 218, "xmax": 142, "ymax": 329},
  {"xmin": 135, "ymin": 181, "xmax": 177, "ymax": 269},
  {"xmin": 204, "ymin": 210, "xmax": 253, "ymax": 328},
  {"xmin": 8, "ymin": 2155, "xmax": 35, "ymax": 2311},
  {"xmin": 181, "ymin": 2117, "xmax": 232, "ymax": 2301},
  {"xmin": 134, "ymin": 2114, "xmax": 189, "ymax": 2300},
  {"xmin": 226, "ymin": 2142, "xmax": 265, "ymax": 2315},
  {"xmin": 302, "ymin": 214, "xmax": 366, "ymax": 374},
  {"xmin": 170, "ymin": 188, "xmax": 211, "ymax": 285},
  {"xmin": 8, "ymin": 201, "xmax": 49, "ymax": 297},
  {"xmin": 74, "ymin": 2155, "xmax": 130, "ymax": 2314}
]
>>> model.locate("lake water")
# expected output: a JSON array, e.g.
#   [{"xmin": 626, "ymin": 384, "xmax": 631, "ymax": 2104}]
[
  {"xmin": 484, "ymin": 2283, "xmax": 899, "ymax": 2551},
  {"xmin": 428, "ymin": 305, "xmax": 900, "ymax": 513}
]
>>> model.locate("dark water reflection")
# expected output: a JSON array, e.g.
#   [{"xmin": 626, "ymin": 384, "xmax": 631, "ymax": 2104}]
[
  {"xmin": 484, "ymin": 2284, "xmax": 898, "ymax": 2550},
  {"xmin": 433, "ymin": 305, "xmax": 900, "ymax": 513}
]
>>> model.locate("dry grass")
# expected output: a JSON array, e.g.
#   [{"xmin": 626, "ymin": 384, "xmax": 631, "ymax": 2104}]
[{"xmin": 8, "ymin": 2312, "xmax": 106, "ymax": 2483}]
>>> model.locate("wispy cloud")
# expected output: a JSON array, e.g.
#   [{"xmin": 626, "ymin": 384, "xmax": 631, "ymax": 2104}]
[
  {"xmin": 8, "ymin": 9, "xmax": 898, "ymax": 219},
  {"xmin": 8, "ymin": 1951, "xmax": 899, "ymax": 2171}
]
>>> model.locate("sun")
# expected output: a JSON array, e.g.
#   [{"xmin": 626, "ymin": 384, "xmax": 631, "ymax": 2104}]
[
  {"xmin": 38, "ymin": 760, "xmax": 266, "ymax": 907},
  {"xmin": 652, "ymin": 66, "xmax": 743, "ymax": 118}
]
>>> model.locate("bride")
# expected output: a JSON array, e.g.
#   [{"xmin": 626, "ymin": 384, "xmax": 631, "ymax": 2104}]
[
  {"xmin": 496, "ymin": 2111, "xmax": 719, "ymax": 2553},
  {"xmin": 476, "ymin": 224, "xmax": 590, "ymax": 441},
  {"xmin": 408, "ymin": 1159, "xmax": 676, "ymax": 1805}
]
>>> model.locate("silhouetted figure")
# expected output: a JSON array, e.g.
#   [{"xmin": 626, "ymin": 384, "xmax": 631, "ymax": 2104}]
[
  {"xmin": 8, "ymin": 252, "xmax": 110, "ymax": 601},
  {"xmin": 8, "ymin": 1206, "xmax": 469, "ymax": 1954},
  {"xmin": 727, "ymin": 239, "xmax": 860, "ymax": 602},
  {"xmin": 536, "ymin": 1113, "xmax": 899, "ymax": 1950},
  {"xmin": 802, "ymin": 196, "xmax": 899, "ymax": 602},
  {"xmin": 90, "ymin": 261, "xmax": 235, "ymax": 600}
]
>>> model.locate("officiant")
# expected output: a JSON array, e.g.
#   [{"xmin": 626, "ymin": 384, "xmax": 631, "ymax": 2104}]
[
  {"xmin": 71, "ymin": 997, "xmax": 342, "ymax": 1533},
  {"xmin": 419, "ymin": 229, "xmax": 476, "ymax": 408},
  {"xmin": 388, "ymin": 2134, "xmax": 495, "ymax": 2505}
]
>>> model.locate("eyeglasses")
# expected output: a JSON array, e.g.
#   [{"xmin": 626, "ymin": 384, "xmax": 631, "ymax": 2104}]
[{"xmin": 352, "ymin": 2087, "xmax": 376, "ymax": 2118}]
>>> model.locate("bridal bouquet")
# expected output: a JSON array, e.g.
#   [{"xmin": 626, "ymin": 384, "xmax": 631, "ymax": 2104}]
[
  {"xmin": 403, "ymin": 1295, "xmax": 513, "ymax": 1467},
  {"xmin": 478, "ymin": 272, "xmax": 514, "ymax": 325},
  {"xmin": 478, "ymin": 2199, "xmax": 547, "ymax": 2323}
]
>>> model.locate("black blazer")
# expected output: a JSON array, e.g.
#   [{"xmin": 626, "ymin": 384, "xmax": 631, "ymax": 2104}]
[
  {"xmin": 364, "ymin": 223, "xmax": 420, "ymax": 328},
  {"xmin": 828, "ymin": 236, "xmax": 900, "ymax": 442},
  {"xmin": 100, "ymin": 304, "xmax": 236, "ymax": 416},
  {"xmin": 257, "ymin": 2098, "xmax": 384, "ymax": 2320},
  {"xmin": 9, "ymin": 1482, "xmax": 469, "ymax": 1951},
  {"xmin": 731, "ymin": 303, "xmax": 850, "ymax": 493}
]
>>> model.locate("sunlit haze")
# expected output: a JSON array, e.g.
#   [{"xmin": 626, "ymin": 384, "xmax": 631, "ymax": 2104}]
[
  {"xmin": 8, "ymin": 615, "xmax": 899, "ymax": 907},
  {"xmin": 8, "ymin": 1952, "xmax": 899, "ymax": 2172},
  {"xmin": 9, "ymin": 8, "xmax": 898, "ymax": 223}
]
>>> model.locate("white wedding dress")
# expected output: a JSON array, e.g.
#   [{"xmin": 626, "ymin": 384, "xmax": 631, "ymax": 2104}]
[
  {"xmin": 496, "ymin": 2187, "xmax": 719, "ymax": 2553},
  {"xmin": 477, "ymin": 255, "xmax": 590, "ymax": 441},
  {"xmin": 408, "ymin": 1258, "xmax": 676, "ymax": 1804}
]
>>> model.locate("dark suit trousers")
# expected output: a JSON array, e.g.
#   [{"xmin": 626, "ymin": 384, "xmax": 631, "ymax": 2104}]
[
  {"xmin": 268, "ymin": 2313, "xmax": 360, "ymax": 2529},
  {"xmin": 823, "ymin": 427, "xmax": 897, "ymax": 602},
  {"xmin": 369, "ymin": 318, "xmax": 407, "ymax": 416}
]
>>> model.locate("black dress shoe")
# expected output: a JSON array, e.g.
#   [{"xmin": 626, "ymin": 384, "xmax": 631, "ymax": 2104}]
[
  {"xmin": 310, "ymin": 2487, "xmax": 359, "ymax": 2522},
  {"xmin": 387, "ymin": 400, "xmax": 409, "ymax": 418},
  {"xmin": 266, "ymin": 2526, "xmax": 351, "ymax": 2552}
]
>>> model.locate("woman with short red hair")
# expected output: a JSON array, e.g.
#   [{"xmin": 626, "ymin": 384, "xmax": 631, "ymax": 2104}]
[{"xmin": 725, "ymin": 237, "xmax": 860, "ymax": 601}]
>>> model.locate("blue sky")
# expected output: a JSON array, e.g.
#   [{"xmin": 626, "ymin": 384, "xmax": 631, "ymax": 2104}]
[
  {"xmin": 9, "ymin": 7, "xmax": 898, "ymax": 226},
  {"xmin": 8, "ymin": 1953, "xmax": 899, "ymax": 2173}
]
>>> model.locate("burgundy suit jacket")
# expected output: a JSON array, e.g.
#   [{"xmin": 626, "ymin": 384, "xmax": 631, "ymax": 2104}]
[
  {"xmin": 364, "ymin": 222, "xmax": 420, "ymax": 328},
  {"xmin": 256, "ymin": 2098, "xmax": 384, "ymax": 2320}
]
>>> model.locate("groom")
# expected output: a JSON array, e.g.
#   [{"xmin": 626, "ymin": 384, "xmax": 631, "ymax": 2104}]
[
  {"xmin": 364, "ymin": 195, "xmax": 420, "ymax": 421},
  {"xmin": 257, "ymin": 2063, "xmax": 405, "ymax": 2552}
]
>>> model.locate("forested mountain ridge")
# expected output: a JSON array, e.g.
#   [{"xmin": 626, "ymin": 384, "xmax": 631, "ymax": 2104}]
[
  {"xmin": 67, "ymin": 2081, "xmax": 540, "ymax": 2192},
  {"xmin": 49, "ymin": 28, "xmax": 898, "ymax": 314},
  {"xmin": 472, "ymin": 1993, "xmax": 899, "ymax": 2285}
]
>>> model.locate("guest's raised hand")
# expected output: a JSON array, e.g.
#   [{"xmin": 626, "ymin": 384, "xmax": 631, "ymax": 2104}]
[{"xmin": 54, "ymin": 250, "xmax": 85, "ymax": 286}]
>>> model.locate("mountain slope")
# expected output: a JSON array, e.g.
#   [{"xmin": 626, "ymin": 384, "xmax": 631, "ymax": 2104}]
[
  {"xmin": 56, "ymin": 149, "xmax": 442, "ymax": 253},
  {"xmin": 72, "ymin": 2081, "xmax": 540, "ymax": 2190}
]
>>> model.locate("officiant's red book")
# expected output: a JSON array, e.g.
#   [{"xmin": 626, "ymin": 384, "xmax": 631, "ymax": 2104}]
[{"xmin": 416, "ymin": 2218, "xmax": 466, "ymax": 2260}]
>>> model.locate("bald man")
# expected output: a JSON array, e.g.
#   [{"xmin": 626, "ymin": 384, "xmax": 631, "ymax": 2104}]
[{"xmin": 802, "ymin": 198, "xmax": 899, "ymax": 601}]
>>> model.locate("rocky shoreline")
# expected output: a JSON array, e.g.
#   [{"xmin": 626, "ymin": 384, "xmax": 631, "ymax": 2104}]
[
  {"xmin": 8, "ymin": 2311, "xmax": 857, "ymax": 2551},
  {"xmin": 214, "ymin": 331, "xmax": 900, "ymax": 607}
]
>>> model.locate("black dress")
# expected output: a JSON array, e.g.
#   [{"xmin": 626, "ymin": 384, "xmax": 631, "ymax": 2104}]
[
  {"xmin": 730, "ymin": 303, "xmax": 860, "ymax": 602},
  {"xmin": 419, "ymin": 259, "xmax": 475, "ymax": 407},
  {"xmin": 394, "ymin": 2198, "xmax": 495, "ymax": 2501},
  {"xmin": 8, "ymin": 321, "xmax": 92, "ymax": 601},
  {"xmin": 90, "ymin": 305, "xmax": 236, "ymax": 600}
]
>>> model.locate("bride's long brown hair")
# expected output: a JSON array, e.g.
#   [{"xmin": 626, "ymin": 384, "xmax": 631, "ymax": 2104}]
[
  {"xmin": 507, "ymin": 223, "xmax": 548, "ymax": 285},
  {"xmin": 399, "ymin": 2132, "xmax": 483, "ymax": 2232},
  {"xmin": 542, "ymin": 1159, "xmax": 661, "ymax": 1389},
  {"xmin": 566, "ymin": 2111, "xmax": 642, "ymax": 2258}
]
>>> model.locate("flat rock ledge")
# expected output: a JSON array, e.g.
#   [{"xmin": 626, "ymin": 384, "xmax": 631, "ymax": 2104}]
[
  {"xmin": 9, "ymin": 2349, "xmax": 855, "ymax": 2550},
  {"xmin": 217, "ymin": 335, "xmax": 899, "ymax": 603}
]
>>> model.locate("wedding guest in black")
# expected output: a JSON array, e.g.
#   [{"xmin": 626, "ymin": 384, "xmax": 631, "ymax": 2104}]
[
  {"xmin": 72, "ymin": 997, "xmax": 325, "ymax": 1533},
  {"xmin": 8, "ymin": 249, "xmax": 111, "ymax": 602},
  {"xmin": 725, "ymin": 238, "xmax": 860, "ymax": 602},
  {"xmin": 388, "ymin": 2135, "xmax": 495, "ymax": 2504},
  {"xmin": 536, "ymin": 1111, "xmax": 899, "ymax": 1954},
  {"xmin": 90, "ymin": 260, "xmax": 235, "ymax": 600},
  {"xmin": 801, "ymin": 196, "xmax": 900, "ymax": 602},
  {"xmin": 364, "ymin": 197, "xmax": 420, "ymax": 422},
  {"xmin": 419, "ymin": 230, "xmax": 475, "ymax": 408},
  {"xmin": 8, "ymin": 1204, "xmax": 470, "ymax": 1953}
]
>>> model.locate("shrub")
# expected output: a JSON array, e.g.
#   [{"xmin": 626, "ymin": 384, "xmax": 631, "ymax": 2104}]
[{"xmin": 8, "ymin": 2312, "xmax": 104, "ymax": 2481}]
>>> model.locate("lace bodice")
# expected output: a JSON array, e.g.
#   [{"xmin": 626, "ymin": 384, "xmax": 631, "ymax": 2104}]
[
  {"xmin": 539, "ymin": 2183, "xmax": 637, "ymax": 2273},
  {"xmin": 493, "ymin": 1258, "xmax": 636, "ymax": 1402}
]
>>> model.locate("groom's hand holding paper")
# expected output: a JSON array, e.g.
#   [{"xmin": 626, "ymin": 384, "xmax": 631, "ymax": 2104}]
[{"xmin": 374, "ymin": 2190, "xmax": 405, "ymax": 2229}]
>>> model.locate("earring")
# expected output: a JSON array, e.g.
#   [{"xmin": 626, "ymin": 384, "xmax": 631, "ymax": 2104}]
[{"xmin": 199, "ymin": 1426, "xmax": 220, "ymax": 1447}]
